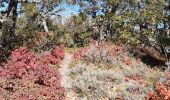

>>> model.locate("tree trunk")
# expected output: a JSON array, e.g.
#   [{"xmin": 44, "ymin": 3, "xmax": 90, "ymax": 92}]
[
  {"xmin": 1, "ymin": 0, "xmax": 18, "ymax": 49},
  {"xmin": 142, "ymin": 46, "xmax": 166, "ymax": 62},
  {"xmin": 42, "ymin": 19, "xmax": 49, "ymax": 33}
]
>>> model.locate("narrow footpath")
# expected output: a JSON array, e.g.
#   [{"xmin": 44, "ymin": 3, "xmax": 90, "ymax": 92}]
[{"xmin": 59, "ymin": 53, "xmax": 78, "ymax": 100}]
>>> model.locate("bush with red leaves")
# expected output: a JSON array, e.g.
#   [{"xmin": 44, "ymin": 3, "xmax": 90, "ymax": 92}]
[
  {"xmin": 124, "ymin": 74, "xmax": 146, "ymax": 85},
  {"xmin": 73, "ymin": 47, "xmax": 87, "ymax": 60},
  {"xmin": 146, "ymin": 70, "xmax": 170, "ymax": 100},
  {"xmin": 0, "ymin": 46, "xmax": 65, "ymax": 99},
  {"xmin": 51, "ymin": 45, "xmax": 65, "ymax": 60},
  {"xmin": 146, "ymin": 80, "xmax": 170, "ymax": 100},
  {"xmin": 0, "ymin": 47, "xmax": 38, "ymax": 78},
  {"xmin": 73, "ymin": 40, "xmax": 133, "ymax": 66},
  {"xmin": 43, "ymin": 45, "xmax": 65, "ymax": 64}
]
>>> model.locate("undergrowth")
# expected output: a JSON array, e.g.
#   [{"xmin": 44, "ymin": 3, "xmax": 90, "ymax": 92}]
[
  {"xmin": 0, "ymin": 45, "xmax": 65, "ymax": 99},
  {"xmin": 69, "ymin": 41, "xmax": 169, "ymax": 100}
]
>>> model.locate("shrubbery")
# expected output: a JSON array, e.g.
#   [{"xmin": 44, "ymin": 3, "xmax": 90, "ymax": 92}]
[
  {"xmin": 73, "ymin": 40, "xmax": 133, "ymax": 68},
  {"xmin": 0, "ymin": 46, "xmax": 65, "ymax": 99},
  {"xmin": 146, "ymin": 70, "xmax": 170, "ymax": 100},
  {"xmin": 69, "ymin": 62, "xmax": 162, "ymax": 99},
  {"xmin": 42, "ymin": 45, "xmax": 65, "ymax": 64},
  {"xmin": 70, "ymin": 42, "xmax": 166, "ymax": 100}
]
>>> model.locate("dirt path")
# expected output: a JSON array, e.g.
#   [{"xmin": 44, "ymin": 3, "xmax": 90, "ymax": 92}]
[{"xmin": 59, "ymin": 52, "xmax": 78, "ymax": 100}]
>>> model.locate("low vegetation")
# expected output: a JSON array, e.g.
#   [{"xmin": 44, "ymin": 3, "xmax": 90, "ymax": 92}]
[
  {"xmin": 69, "ymin": 42, "xmax": 170, "ymax": 100},
  {"xmin": 0, "ymin": 46, "xmax": 65, "ymax": 99},
  {"xmin": 0, "ymin": 0, "xmax": 170, "ymax": 100}
]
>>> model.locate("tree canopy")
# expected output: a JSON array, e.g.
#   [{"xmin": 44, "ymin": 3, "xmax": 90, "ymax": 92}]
[{"xmin": 0, "ymin": 0, "xmax": 170, "ymax": 62}]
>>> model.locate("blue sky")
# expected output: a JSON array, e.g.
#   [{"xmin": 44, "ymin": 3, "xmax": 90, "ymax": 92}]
[
  {"xmin": 0, "ymin": 2, "xmax": 80, "ymax": 24},
  {"xmin": 0, "ymin": 2, "xmax": 80, "ymax": 19},
  {"xmin": 58, "ymin": 3, "xmax": 80, "ymax": 18}
]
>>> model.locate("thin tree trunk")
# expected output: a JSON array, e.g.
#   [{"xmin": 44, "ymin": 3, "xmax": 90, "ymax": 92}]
[
  {"xmin": 42, "ymin": 19, "xmax": 49, "ymax": 33},
  {"xmin": 8, "ymin": 1, "xmax": 18, "ymax": 49},
  {"xmin": 1, "ymin": 0, "xmax": 18, "ymax": 49}
]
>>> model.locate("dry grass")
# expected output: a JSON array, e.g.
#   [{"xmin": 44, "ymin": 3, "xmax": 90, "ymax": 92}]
[
  {"xmin": 68, "ymin": 61, "xmax": 163, "ymax": 100},
  {"xmin": 67, "ymin": 43, "xmax": 165, "ymax": 100}
]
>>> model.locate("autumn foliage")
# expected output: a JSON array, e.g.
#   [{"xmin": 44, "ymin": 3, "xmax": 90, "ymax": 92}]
[
  {"xmin": 146, "ymin": 70, "xmax": 170, "ymax": 100},
  {"xmin": 0, "ymin": 46, "xmax": 65, "ymax": 99},
  {"xmin": 71, "ymin": 41, "xmax": 168, "ymax": 99},
  {"xmin": 43, "ymin": 45, "xmax": 65, "ymax": 64},
  {"xmin": 73, "ymin": 40, "xmax": 133, "ymax": 66}
]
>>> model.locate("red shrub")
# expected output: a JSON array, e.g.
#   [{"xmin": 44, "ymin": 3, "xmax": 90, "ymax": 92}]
[
  {"xmin": 146, "ymin": 80, "xmax": 170, "ymax": 100},
  {"xmin": 51, "ymin": 45, "xmax": 65, "ymax": 60},
  {"xmin": 73, "ymin": 40, "xmax": 132, "ymax": 66},
  {"xmin": 73, "ymin": 47, "xmax": 87, "ymax": 60},
  {"xmin": 124, "ymin": 56, "xmax": 132, "ymax": 66},
  {"xmin": 0, "ymin": 46, "xmax": 65, "ymax": 99},
  {"xmin": 43, "ymin": 45, "xmax": 65, "ymax": 64},
  {"xmin": 45, "ymin": 54, "xmax": 60, "ymax": 64},
  {"xmin": 0, "ymin": 47, "xmax": 38, "ymax": 78},
  {"xmin": 124, "ymin": 74, "xmax": 146, "ymax": 85},
  {"xmin": 146, "ymin": 71, "xmax": 170, "ymax": 100}
]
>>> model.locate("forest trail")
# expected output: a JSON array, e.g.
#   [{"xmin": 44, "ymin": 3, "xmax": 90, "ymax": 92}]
[{"xmin": 59, "ymin": 52, "xmax": 78, "ymax": 100}]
